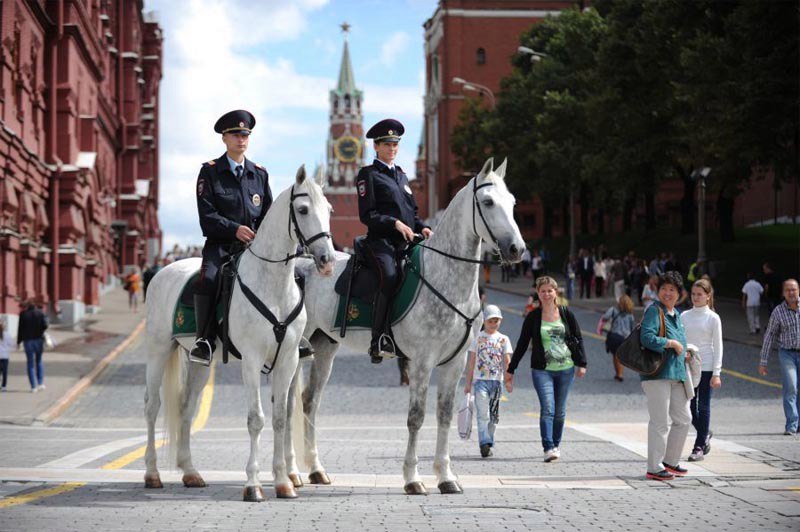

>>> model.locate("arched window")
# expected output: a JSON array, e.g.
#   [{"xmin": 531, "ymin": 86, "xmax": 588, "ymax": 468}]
[{"xmin": 476, "ymin": 48, "xmax": 486, "ymax": 65}]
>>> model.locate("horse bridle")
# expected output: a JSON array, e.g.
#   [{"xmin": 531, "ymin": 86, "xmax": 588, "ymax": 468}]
[
  {"xmin": 247, "ymin": 184, "xmax": 332, "ymax": 264},
  {"xmin": 471, "ymin": 177, "xmax": 507, "ymax": 264}
]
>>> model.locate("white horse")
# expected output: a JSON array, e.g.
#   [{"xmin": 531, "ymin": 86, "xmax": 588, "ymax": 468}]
[
  {"xmin": 143, "ymin": 166, "xmax": 335, "ymax": 502},
  {"xmin": 294, "ymin": 157, "xmax": 524, "ymax": 494}
]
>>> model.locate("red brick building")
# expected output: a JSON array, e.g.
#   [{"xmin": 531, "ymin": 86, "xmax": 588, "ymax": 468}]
[
  {"xmin": 0, "ymin": 0, "xmax": 162, "ymax": 327},
  {"xmin": 324, "ymin": 31, "xmax": 367, "ymax": 249},
  {"xmin": 420, "ymin": 0, "xmax": 798, "ymax": 241}
]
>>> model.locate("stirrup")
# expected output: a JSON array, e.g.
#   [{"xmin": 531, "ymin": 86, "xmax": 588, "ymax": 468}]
[
  {"xmin": 189, "ymin": 338, "xmax": 213, "ymax": 366},
  {"xmin": 378, "ymin": 333, "xmax": 396, "ymax": 359}
]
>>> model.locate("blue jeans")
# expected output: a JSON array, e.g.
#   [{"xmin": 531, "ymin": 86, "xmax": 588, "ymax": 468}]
[
  {"xmin": 532, "ymin": 367, "xmax": 575, "ymax": 451},
  {"xmin": 779, "ymin": 349, "xmax": 800, "ymax": 432},
  {"xmin": 23, "ymin": 339, "xmax": 44, "ymax": 389},
  {"xmin": 0, "ymin": 359, "xmax": 8, "ymax": 387},
  {"xmin": 566, "ymin": 277, "xmax": 575, "ymax": 301},
  {"xmin": 473, "ymin": 380, "xmax": 501, "ymax": 447},
  {"xmin": 690, "ymin": 371, "xmax": 713, "ymax": 449}
]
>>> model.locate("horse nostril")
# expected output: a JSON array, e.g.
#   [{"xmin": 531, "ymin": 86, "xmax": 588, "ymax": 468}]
[
  {"xmin": 509, "ymin": 244, "xmax": 518, "ymax": 256},
  {"xmin": 319, "ymin": 254, "xmax": 329, "ymax": 265}
]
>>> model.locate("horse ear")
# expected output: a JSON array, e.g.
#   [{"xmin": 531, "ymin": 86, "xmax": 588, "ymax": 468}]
[
  {"xmin": 314, "ymin": 165, "xmax": 326, "ymax": 189},
  {"xmin": 495, "ymin": 157, "xmax": 508, "ymax": 179},
  {"xmin": 295, "ymin": 164, "xmax": 307, "ymax": 185},
  {"xmin": 477, "ymin": 157, "xmax": 494, "ymax": 180}
]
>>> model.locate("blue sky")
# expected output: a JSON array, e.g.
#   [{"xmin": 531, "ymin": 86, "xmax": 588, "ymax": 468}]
[{"xmin": 145, "ymin": 0, "xmax": 438, "ymax": 249}]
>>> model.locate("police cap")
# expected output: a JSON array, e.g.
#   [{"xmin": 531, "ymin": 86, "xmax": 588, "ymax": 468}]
[
  {"xmin": 214, "ymin": 109, "xmax": 256, "ymax": 135},
  {"xmin": 366, "ymin": 118, "xmax": 404, "ymax": 143}
]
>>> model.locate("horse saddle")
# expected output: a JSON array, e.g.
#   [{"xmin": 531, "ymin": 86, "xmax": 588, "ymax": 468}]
[{"xmin": 332, "ymin": 237, "xmax": 423, "ymax": 335}]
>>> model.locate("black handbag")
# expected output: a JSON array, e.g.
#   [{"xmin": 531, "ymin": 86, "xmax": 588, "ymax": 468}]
[
  {"xmin": 615, "ymin": 307, "xmax": 667, "ymax": 376},
  {"xmin": 560, "ymin": 306, "xmax": 582, "ymax": 356}
]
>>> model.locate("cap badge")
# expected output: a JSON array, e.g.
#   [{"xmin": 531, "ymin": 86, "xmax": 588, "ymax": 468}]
[
  {"xmin": 252, "ymin": 194, "xmax": 261, "ymax": 206},
  {"xmin": 388, "ymin": 129, "xmax": 394, "ymax": 135},
  {"xmin": 239, "ymin": 121, "xmax": 245, "ymax": 127}
]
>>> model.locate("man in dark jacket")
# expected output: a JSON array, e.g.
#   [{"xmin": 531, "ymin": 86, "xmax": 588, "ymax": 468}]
[{"xmin": 17, "ymin": 300, "xmax": 48, "ymax": 391}]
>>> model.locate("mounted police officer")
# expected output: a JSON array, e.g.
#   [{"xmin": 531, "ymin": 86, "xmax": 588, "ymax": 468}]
[
  {"xmin": 356, "ymin": 118, "xmax": 433, "ymax": 363},
  {"xmin": 190, "ymin": 110, "xmax": 271, "ymax": 365}
]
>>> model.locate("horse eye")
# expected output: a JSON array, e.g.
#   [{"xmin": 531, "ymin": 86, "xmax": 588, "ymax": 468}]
[
  {"xmin": 483, "ymin": 199, "xmax": 494, "ymax": 207},
  {"xmin": 298, "ymin": 206, "xmax": 309, "ymax": 215}
]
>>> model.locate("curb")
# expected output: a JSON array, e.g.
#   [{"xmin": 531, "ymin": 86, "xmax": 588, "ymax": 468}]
[
  {"xmin": 484, "ymin": 283, "xmax": 764, "ymax": 349},
  {"xmin": 34, "ymin": 320, "xmax": 146, "ymax": 425}
]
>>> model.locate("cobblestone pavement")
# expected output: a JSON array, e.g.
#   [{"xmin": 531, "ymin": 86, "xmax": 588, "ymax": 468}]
[{"xmin": 0, "ymin": 287, "xmax": 798, "ymax": 531}]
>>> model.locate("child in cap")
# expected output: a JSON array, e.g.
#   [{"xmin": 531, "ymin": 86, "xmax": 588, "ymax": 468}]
[{"xmin": 464, "ymin": 305, "xmax": 514, "ymax": 457}]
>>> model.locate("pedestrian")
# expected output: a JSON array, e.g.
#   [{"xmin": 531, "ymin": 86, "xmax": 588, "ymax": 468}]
[
  {"xmin": 357, "ymin": 118, "xmax": 432, "ymax": 362},
  {"xmin": 463, "ymin": 305, "xmax": 513, "ymax": 458},
  {"xmin": 593, "ymin": 256, "xmax": 606, "ymax": 298},
  {"xmin": 506, "ymin": 276, "xmax": 587, "ymax": 462},
  {"xmin": 630, "ymin": 259, "xmax": 647, "ymax": 306},
  {"xmin": 598, "ymin": 294, "xmax": 635, "ymax": 382},
  {"xmin": 17, "ymin": 300, "xmax": 48, "ymax": 392},
  {"xmin": 124, "ymin": 268, "xmax": 141, "ymax": 312},
  {"xmin": 0, "ymin": 319, "xmax": 14, "ymax": 391},
  {"xmin": 741, "ymin": 273, "xmax": 764, "ymax": 334},
  {"xmin": 521, "ymin": 248, "xmax": 531, "ymax": 278},
  {"xmin": 524, "ymin": 291, "xmax": 539, "ymax": 316},
  {"xmin": 531, "ymin": 249, "xmax": 544, "ymax": 282},
  {"xmin": 640, "ymin": 271, "xmax": 691, "ymax": 481},
  {"xmin": 482, "ymin": 249, "xmax": 492, "ymax": 285},
  {"xmin": 501, "ymin": 263, "xmax": 511, "ymax": 283},
  {"xmin": 642, "ymin": 275, "xmax": 658, "ymax": 311},
  {"xmin": 611, "ymin": 258, "xmax": 628, "ymax": 302},
  {"xmin": 563, "ymin": 255, "xmax": 576, "ymax": 301},
  {"xmin": 681, "ymin": 278, "xmax": 723, "ymax": 461},
  {"xmin": 759, "ymin": 279, "xmax": 800, "ymax": 435},
  {"xmin": 762, "ymin": 262, "xmax": 781, "ymax": 313},
  {"xmin": 577, "ymin": 250, "xmax": 594, "ymax": 299}
]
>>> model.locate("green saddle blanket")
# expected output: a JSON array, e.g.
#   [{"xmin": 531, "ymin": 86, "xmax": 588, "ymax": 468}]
[
  {"xmin": 172, "ymin": 272, "xmax": 225, "ymax": 336},
  {"xmin": 332, "ymin": 245, "xmax": 424, "ymax": 331}
]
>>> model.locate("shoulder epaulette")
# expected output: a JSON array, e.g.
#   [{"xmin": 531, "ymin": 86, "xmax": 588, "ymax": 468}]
[
  {"xmin": 204, "ymin": 160, "xmax": 216, "ymax": 166},
  {"xmin": 255, "ymin": 163, "xmax": 265, "ymax": 170}
]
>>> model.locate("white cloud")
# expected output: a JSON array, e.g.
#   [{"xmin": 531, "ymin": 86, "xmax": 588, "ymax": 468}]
[{"xmin": 379, "ymin": 31, "xmax": 411, "ymax": 66}]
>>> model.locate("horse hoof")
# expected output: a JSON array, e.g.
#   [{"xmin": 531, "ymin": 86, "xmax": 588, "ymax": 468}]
[
  {"xmin": 182, "ymin": 473, "xmax": 207, "ymax": 488},
  {"xmin": 275, "ymin": 484, "xmax": 298, "ymax": 499},
  {"xmin": 243, "ymin": 485, "xmax": 265, "ymax": 502},
  {"xmin": 288, "ymin": 473, "xmax": 304, "ymax": 488},
  {"xmin": 308, "ymin": 471, "xmax": 331, "ymax": 485},
  {"xmin": 404, "ymin": 481, "xmax": 428, "ymax": 495},
  {"xmin": 144, "ymin": 474, "xmax": 163, "ymax": 489},
  {"xmin": 438, "ymin": 481, "xmax": 463, "ymax": 494}
]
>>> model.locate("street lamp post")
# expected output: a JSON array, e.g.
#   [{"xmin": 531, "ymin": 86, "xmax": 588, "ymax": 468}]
[
  {"xmin": 452, "ymin": 77, "xmax": 496, "ymax": 108},
  {"xmin": 516, "ymin": 47, "xmax": 575, "ymax": 258},
  {"xmin": 691, "ymin": 167, "xmax": 712, "ymax": 264}
]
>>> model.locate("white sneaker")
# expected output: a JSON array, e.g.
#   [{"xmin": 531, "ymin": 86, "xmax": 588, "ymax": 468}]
[
  {"xmin": 38, "ymin": 384, "xmax": 46, "ymax": 391},
  {"xmin": 1, "ymin": 386, "xmax": 6, "ymax": 392},
  {"xmin": 544, "ymin": 449, "xmax": 559, "ymax": 462},
  {"xmin": 30, "ymin": 387, "xmax": 38, "ymax": 393},
  {"xmin": 552, "ymin": 447, "xmax": 562, "ymax": 459}
]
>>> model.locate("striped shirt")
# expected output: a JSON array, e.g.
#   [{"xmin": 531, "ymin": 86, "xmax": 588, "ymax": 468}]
[{"xmin": 760, "ymin": 301, "xmax": 800, "ymax": 366}]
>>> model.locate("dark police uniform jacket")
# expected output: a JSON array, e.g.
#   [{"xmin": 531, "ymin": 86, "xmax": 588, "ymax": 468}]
[
  {"xmin": 356, "ymin": 160, "xmax": 428, "ymax": 293},
  {"xmin": 195, "ymin": 153, "xmax": 272, "ymax": 293}
]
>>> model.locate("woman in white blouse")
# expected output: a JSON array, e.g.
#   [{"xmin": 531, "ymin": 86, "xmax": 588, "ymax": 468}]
[{"xmin": 680, "ymin": 278, "xmax": 723, "ymax": 462}]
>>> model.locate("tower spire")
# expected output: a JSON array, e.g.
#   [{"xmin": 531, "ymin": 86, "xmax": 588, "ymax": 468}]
[{"xmin": 337, "ymin": 22, "xmax": 356, "ymax": 94}]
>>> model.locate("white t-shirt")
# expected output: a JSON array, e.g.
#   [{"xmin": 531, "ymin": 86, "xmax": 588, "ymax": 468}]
[
  {"xmin": 468, "ymin": 330, "xmax": 513, "ymax": 382},
  {"xmin": 0, "ymin": 332, "xmax": 15, "ymax": 360},
  {"xmin": 742, "ymin": 279, "xmax": 764, "ymax": 307}
]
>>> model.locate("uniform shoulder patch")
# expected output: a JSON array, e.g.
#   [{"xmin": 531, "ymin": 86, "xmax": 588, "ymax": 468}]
[
  {"xmin": 204, "ymin": 160, "xmax": 216, "ymax": 166},
  {"xmin": 357, "ymin": 179, "xmax": 367, "ymax": 197}
]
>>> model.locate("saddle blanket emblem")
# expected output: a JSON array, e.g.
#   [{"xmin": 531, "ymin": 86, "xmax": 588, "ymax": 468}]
[
  {"xmin": 172, "ymin": 271, "xmax": 225, "ymax": 336},
  {"xmin": 333, "ymin": 245, "xmax": 424, "ymax": 331},
  {"xmin": 175, "ymin": 308, "xmax": 185, "ymax": 328},
  {"xmin": 252, "ymin": 193, "xmax": 261, "ymax": 206}
]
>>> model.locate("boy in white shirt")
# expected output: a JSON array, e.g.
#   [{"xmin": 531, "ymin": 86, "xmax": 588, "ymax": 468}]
[
  {"xmin": 742, "ymin": 273, "xmax": 764, "ymax": 334},
  {"xmin": 464, "ymin": 305, "xmax": 513, "ymax": 458}
]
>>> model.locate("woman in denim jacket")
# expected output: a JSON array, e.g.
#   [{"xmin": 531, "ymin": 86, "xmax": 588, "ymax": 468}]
[{"xmin": 640, "ymin": 271, "xmax": 690, "ymax": 481}]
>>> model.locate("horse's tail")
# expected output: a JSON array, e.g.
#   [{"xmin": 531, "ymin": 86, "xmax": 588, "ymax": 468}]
[
  {"xmin": 291, "ymin": 362, "xmax": 307, "ymax": 469},
  {"xmin": 163, "ymin": 344, "xmax": 185, "ymax": 468}
]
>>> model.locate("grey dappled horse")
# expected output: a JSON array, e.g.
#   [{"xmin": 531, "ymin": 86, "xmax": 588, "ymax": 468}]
[
  {"xmin": 143, "ymin": 166, "xmax": 334, "ymax": 501},
  {"xmin": 294, "ymin": 157, "xmax": 524, "ymax": 494}
]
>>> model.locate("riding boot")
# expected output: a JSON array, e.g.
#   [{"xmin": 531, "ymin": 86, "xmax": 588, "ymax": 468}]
[
  {"xmin": 369, "ymin": 293, "xmax": 395, "ymax": 363},
  {"xmin": 189, "ymin": 294, "xmax": 215, "ymax": 366}
]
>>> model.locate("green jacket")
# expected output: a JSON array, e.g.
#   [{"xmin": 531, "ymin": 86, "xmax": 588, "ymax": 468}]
[{"xmin": 640, "ymin": 301, "xmax": 687, "ymax": 381}]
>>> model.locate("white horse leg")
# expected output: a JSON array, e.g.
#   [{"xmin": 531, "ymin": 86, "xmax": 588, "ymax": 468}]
[
  {"xmin": 143, "ymin": 342, "xmax": 173, "ymax": 489},
  {"xmin": 177, "ymin": 362, "xmax": 210, "ymax": 488},
  {"xmin": 271, "ymin": 352, "xmax": 300, "ymax": 499},
  {"xmin": 303, "ymin": 339, "xmax": 337, "ymax": 484},
  {"xmin": 242, "ymin": 356, "xmax": 266, "ymax": 502},
  {"xmin": 403, "ymin": 361, "xmax": 433, "ymax": 495},
  {"xmin": 433, "ymin": 353, "xmax": 466, "ymax": 494},
  {"xmin": 285, "ymin": 367, "xmax": 303, "ymax": 489}
]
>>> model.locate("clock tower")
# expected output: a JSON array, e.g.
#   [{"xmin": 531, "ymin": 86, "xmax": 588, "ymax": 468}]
[{"xmin": 326, "ymin": 23, "xmax": 367, "ymax": 248}]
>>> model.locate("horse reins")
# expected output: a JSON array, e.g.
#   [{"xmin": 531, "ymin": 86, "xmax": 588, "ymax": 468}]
[{"xmin": 236, "ymin": 184, "xmax": 332, "ymax": 375}]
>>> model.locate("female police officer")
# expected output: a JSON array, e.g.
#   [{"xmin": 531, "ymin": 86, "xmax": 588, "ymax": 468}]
[{"xmin": 356, "ymin": 119, "xmax": 433, "ymax": 363}]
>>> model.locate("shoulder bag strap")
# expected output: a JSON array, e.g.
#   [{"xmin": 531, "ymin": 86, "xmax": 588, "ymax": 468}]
[{"xmin": 657, "ymin": 307, "xmax": 666, "ymax": 338}]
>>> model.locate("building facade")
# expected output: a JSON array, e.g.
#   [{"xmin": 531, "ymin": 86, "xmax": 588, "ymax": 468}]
[
  {"xmin": 0, "ymin": 0, "xmax": 162, "ymax": 328},
  {"xmin": 325, "ymin": 31, "xmax": 367, "ymax": 249}
]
